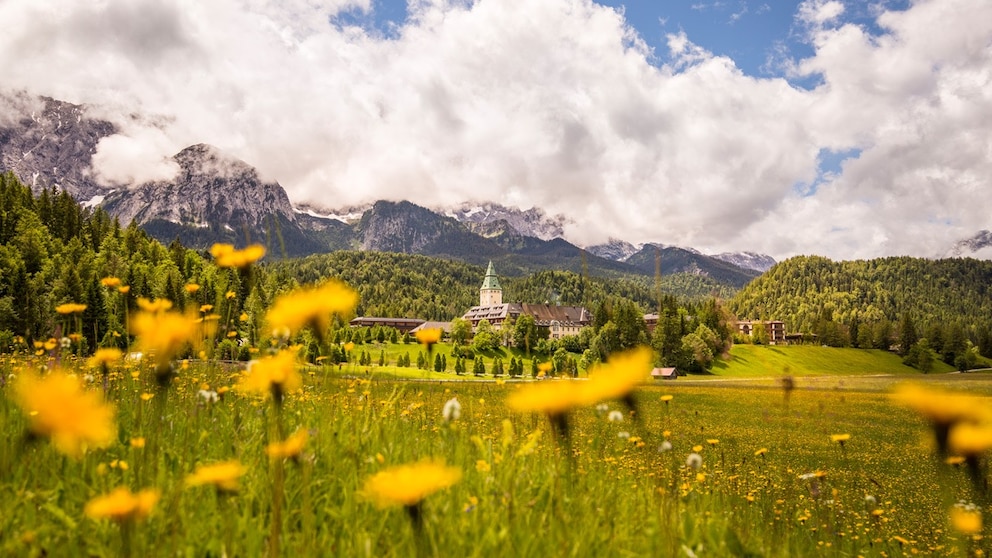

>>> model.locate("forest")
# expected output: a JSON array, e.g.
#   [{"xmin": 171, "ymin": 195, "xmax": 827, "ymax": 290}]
[{"xmin": 2, "ymin": 170, "xmax": 991, "ymax": 371}]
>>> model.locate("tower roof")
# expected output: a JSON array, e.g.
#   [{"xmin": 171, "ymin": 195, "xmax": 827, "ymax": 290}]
[{"xmin": 480, "ymin": 260, "xmax": 502, "ymax": 290}]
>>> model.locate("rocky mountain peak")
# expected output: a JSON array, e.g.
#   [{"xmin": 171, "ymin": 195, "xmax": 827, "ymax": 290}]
[
  {"xmin": 100, "ymin": 143, "xmax": 295, "ymax": 231},
  {"xmin": 0, "ymin": 94, "xmax": 115, "ymax": 200}
]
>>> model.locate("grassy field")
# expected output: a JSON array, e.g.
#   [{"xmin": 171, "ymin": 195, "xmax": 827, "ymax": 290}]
[
  {"xmin": 1, "ymin": 348, "xmax": 990, "ymax": 557},
  {"xmin": 712, "ymin": 344, "xmax": 958, "ymax": 377}
]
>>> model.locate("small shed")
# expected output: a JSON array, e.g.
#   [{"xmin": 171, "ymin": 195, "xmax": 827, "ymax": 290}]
[{"xmin": 650, "ymin": 367, "xmax": 679, "ymax": 380}]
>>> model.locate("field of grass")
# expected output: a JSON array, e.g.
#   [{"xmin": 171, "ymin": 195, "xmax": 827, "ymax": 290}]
[
  {"xmin": 2, "ymin": 347, "xmax": 990, "ymax": 557},
  {"xmin": 711, "ymin": 344, "xmax": 957, "ymax": 377}
]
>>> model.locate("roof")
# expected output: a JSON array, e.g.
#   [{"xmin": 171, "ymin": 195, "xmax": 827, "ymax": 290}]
[
  {"xmin": 410, "ymin": 321, "xmax": 453, "ymax": 333},
  {"xmin": 480, "ymin": 260, "xmax": 502, "ymax": 291},
  {"xmin": 350, "ymin": 317, "xmax": 426, "ymax": 326},
  {"xmin": 651, "ymin": 367, "xmax": 678, "ymax": 378},
  {"xmin": 463, "ymin": 304, "xmax": 511, "ymax": 322},
  {"xmin": 514, "ymin": 303, "xmax": 591, "ymax": 326}
]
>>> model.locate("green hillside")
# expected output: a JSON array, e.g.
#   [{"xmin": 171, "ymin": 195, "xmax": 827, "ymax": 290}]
[{"xmin": 711, "ymin": 344, "xmax": 955, "ymax": 377}]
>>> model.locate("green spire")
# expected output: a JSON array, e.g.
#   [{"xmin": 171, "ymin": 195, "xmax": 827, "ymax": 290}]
[{"xmin": 481, "ymin": 261, "xmax": 501, "ymax": 290}]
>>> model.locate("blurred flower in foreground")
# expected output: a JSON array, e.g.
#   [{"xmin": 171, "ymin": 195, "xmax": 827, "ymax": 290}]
[
  {"xmin": 239, "ymin": 350, "xmax": 302, "ymax": 404},
  {"xmin": 12, "ymin": 370, "xmax": 116, "ymax": 459},
  {"xmin": 949, "ymin": 503, "xmax": 982, "ymax": 535},
  {"xmin": 442, "ymin": 397, "xmax": 461, "ymax": 422},
  {"xmin": 583, "ymin": 346, "xmax": 653, "ymax": 416},
  {"xmin": 507, "ymin": 380, "xmax": 588, "ymax": 441},
  {"xmin": 210, "ymin": 243, "xmax": 266, "ymax": 268},
  {"xmin": 415, "ymin": 328, "xmax": 442, "ymax": 356},
  {"xmin": 891, "ymin": 384, "xmax": 989, "ymax": 455},
  {"xmin": 266, "ymin": 428, "xmax": 309, "ymax": 460},
  {"xmin": 186, "ymin": 460, "xmax": 246, "ymax": 493},
  {"xmin": 131, "ymin": 308, "xmax": 200, "ymax": 387},
  {"xmin": 360, "ymin": 459, "xmax": 461, "ymax": 529},
  {"xmin": 266, "ymin": 280, "xmax": 358, "ymax": 338},
  {"xmin": 85, "ymin": 487, "xmax": 159, "ymax": 522},
  {"xmin": 55, "ymin": 303, "xmax": 87, "ymax": 315}
]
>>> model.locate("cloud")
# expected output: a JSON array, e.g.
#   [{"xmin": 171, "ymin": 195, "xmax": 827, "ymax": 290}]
[
  {"xmin": 90, "ymin": 127, "xmax": 181, "ymax": 186},
  {"xmin": 0, "ymin": 0, "xmax": 990, "ymax": 261}
]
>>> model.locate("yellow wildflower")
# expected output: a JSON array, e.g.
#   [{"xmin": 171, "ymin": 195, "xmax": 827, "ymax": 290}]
[
  {"xmin": 507, "ymin": 380, "xmax": 588, "ymax": 416},
  {"xmin": 130, "ymin": 437, "xmax": 146, "ymax": 448},
  {"xmin": 266, "ymin": 428, "xmax": 309, "ymax": 460},
  {"xmin": 830, "ymin": 433, "xmax": 851, "ymax": 445},
  {"xmin": 755, "ymin": 448, "xmax": 768, "ymax": 457},
  {"xmin": 360, "ymin": 459, "xmax": 461, "ymax": 508},
  {"xmin": 582, "ymin": 346, "xmax": 653, "ymax": 404},
  {"xmin": 132, "ymin": 310, "xmax": 198, "ymax": 365},
  {"xmin": 266, "ymin": 280, "xmax": 359, "ymax": 336},
  {"xmin": 199, "ymin": 304, "xmax": 214, "ymax": 313},
  {"xmin": 87, "ymin": 348, "xmax": 122, "ymax": 369},
  {"xmin": 12, "ymin": 370, "xmax": 116, "ymax": 459},
  {"xmin": 950, "ymin": 505, "xmax": 982, "ymax": 535},
  {"xmin": 118, "ymin": 285, "xmax": 130, "ymax": 294},
  {"xmin": 476, "ymin": 460, "xmax": 491, "ymax": 473},
  {"xmin": 210, "ymin": 243, "xmax": 266, "ymax": 268},
  {"xmin": 84, "ymin": 487, "xmax": 159, "ymax": 522},
  {"xmin": 136, "ymin": 298, "xmax": 173, "ymax": 313},
  {"xmin": 225, "ymin": 290, "xmax": 236, "ymax": 300},
  {"xmin": 186, "ymin": 460, "xmax": 246, "ymax": 492},
  {"xmin": 949, "ymin": 423, "xmax": 992, "ymax": 456},
  {"xmin": 55, "ymin": 303, "xmax": 87, "ymax": 315},
  {"xmin": 661, "ymin": 395, "xmax": 673, "ymax": 403},
  {"xmin": 239, "ymin": 350, "xmax": 302, "ymax": 400},
  {"xmin": 184, "ymin": 283, "xmax": 200, "ymax": 293},
  {"xmin": 100, "ymin": 277, "xmax": 121, "ymax": 288},
  {"xmin": 415, "ymin": 328, "xmax": 442, "ymax": 347}
]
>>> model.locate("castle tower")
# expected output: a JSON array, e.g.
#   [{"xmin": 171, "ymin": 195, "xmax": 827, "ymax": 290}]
[{"xmin": 480, "ymin": 261, "xmax": 503, "ymax": 306}]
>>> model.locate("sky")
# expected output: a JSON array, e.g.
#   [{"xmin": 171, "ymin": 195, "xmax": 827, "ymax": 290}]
[{"xmin": 1, "ymin": 0, "xmax": 990, "ymax": 261}]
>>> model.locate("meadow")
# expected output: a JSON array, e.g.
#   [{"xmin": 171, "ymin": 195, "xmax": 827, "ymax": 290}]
[{"xmin": 2, "ymin": 345, "xmax": 990, "ymax": 557}]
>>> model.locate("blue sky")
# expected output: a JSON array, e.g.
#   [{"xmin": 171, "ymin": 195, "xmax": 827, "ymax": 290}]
[{"xmin": 3, "ymin": 0, "xmax": 990, "ymax": 260}]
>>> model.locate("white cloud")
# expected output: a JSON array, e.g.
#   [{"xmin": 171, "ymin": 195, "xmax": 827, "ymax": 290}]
[{"xmin": 0, "ymin": 0, "xmax": 990, "ymax": 261}]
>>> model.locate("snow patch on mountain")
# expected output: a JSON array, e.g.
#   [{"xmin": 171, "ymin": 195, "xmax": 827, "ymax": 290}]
[
  {"xmin": 946, "ymin": 230, "xmax": 992, "ymax": 259},
  {"xmin": 711, "ymin": 251, "xmax": 777, "ymax": 272},
  {"xmin": 440, "ymin": 202, "xmax": 571, "ymax": 241}
]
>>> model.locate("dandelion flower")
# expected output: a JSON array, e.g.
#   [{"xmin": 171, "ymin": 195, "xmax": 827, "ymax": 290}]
[
  {"xmin": 415, "ymin": 328, "xmax": 442, "ymax": 347},
  {"xmin": 136, "ymin": 298, "xmax": 173, "ymax": 313},
  {"xmin": 266, "ymin": 428, "xmax": 309, "ymax": 460},
  {"xmin": 891, "ymin": 384, "xmax": 989, "ymax": 454},
  {"xmin": 830, "ymin": 433, "xmax": 851, "ymax": 447},
  {"xmin": 360, "ymin": 459, "xmax": 461, "ymax": 509},
  {"xmin": 582, "ymin": 346, "xmax": 653, "ymax": 405},
  {"xmin": 132, "ymin": 310, "xmax": 199, "ymax": 384},
  {"xmin": 660, "ymin": 395, "xmax": 673, "ymax": 403},
  {"xmin": 948, "ymin": 423, "xmax": 992, "ymax": 457},
  {"xmin": 507, "ymin": 380, "xmax": 587, "ymax": 416},
  {"xmin": 239, "ymin": 350, "xmax": 302, "ymax": 402},
  {"xmin": 686, "ymin": 453, "xmax": 703, "ymax": 470},
  {"xmin": 607, "ymin": 410, "xmax": 624, "ymax": 422},
  {"xmin": 210, "ymin": 243, "xmax": 266, "ymax": 268},
  {"xmin": 266, "ymin": 280, "xmax": 359, "ymax": 336},
  {"xmin": 87, "ymin": 348, "xmax": 122, "ymax": 368},
  {"xmin": 186, "ymin": 460, "xmax": 246, "ymax": 492},
  {"xmin": 55, "ymin": 302, "xmax": 87, "ymax": 315},
  {"xmin": 100, "ymin": 277, "xmax": 121, "ymax": 288},
  {"xmin": 658, "ymin": 440, "xmax": 673, "ymax": 453},
  {"xmin": 184, "ymin": 283, "xmax": 200, "ymax": 293},
  {"xmin": 754, "ymin": 448, "xmax": 768, "ymax": 457},
  {"xmin": 12, "ymin": 370, "xmax": 116, "ymax": 459},
  {"xmin": 84, "ymin": 487, "xmax": 159, "ymax": 522},
  {"xmin": 950, "ymin": 504, "xmax": 982, "ymax": 535}
]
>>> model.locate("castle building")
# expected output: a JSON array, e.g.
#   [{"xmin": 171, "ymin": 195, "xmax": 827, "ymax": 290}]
[{"xmin": 462, "ymin": 261, "xmax": 591, "ymax": 340}]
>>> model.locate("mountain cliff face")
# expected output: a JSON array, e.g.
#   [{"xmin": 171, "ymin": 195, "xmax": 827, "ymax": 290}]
[
  {"xmin": 356, "ymin": 200, "xmax": 504, "ymax": 259},
  {"xmin": 624, "ymin": 244, "xmax": 760, "ymax": 288},
  {"xmin": 586, "ymin": 238, "xmax": 640, "ymax": 262},
  {"xmin": 711, "ymin": 251, "xmax": 777, "ymax": 273},
  {"xmin": 0, "ymin": 95, "xmax": 115, "ymax": 200},
  {"xmin": 102, "ymin": 144, "xmax": 295, "ymax": 229},
  {"xmin": 443, "ymin": 202, "xmax": 570, "ymax": 241}
]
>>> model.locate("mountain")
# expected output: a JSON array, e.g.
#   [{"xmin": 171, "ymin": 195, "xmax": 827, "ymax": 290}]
[
  {"xmin": 0, "ymin": 95, "xmax": 763, "ymax": 290},
  {"xmin": 442, "ymin": 202, "xmax": 570, "ymax": 240},
  {"xmin": 100, "ymin": 144, "xmax": 335, "ymax": 256},
  {"xmin": 711, "ymin": 251, "xmax": 777, "ymax": 273},
  {"xmin": 623, "ymin": 244, "xmax": 760, "ymax": 288},
  {"xmin": 0, "ymin": 94, "xmax": 114, "ymax": 200},
  {"xmin": 586, "ymin": 238, "xmax": 640, "ymax": 262},
  {"xmin": 946, "ymin": 230, "xmax": 992, "ymax": 259}
]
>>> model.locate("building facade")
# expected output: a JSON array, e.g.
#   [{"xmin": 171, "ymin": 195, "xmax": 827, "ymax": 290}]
[{"xmin": 462, "ymin": 262, "xmax": 591, "ymax": 340}]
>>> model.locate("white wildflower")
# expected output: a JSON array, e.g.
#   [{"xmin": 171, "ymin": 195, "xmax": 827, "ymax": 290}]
[
  {"xmin": 686, "ymin": 452, "xmax": 703, "ymax": 470},
  {"xmin": 198, "ymin": 389, "xmax": 219, "ymax": 403},
  {"xmin": 617, "ymin": 431, "xmax": 630, "ymax": 439},
  {"xmin": 607, "ymin": 410, "xmax": 624, "ymax": 422},
  {"xmin": 658, "ymin": 440, "xmax": 673, "ymax": 453},
  {"xmin": 442, "ymin": 397, "xmax": 461, "ymax": 422}
]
